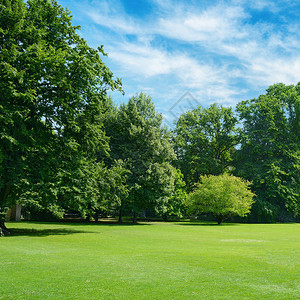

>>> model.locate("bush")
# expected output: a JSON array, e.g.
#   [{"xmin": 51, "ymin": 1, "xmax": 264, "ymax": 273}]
[{"xmin": 186, "ymin": 174, "xmax": 255, "ymax": 224}]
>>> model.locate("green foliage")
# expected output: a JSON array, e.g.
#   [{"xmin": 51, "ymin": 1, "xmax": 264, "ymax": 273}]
[
  {"xmin": 186, "ymin": 174, "xmax": 255, "ymax": 224},
  {"xmin": 158, "ymin": 168, "xmax": 187, "ymax": 219},
  {"xmin": 90, "ymin": 160, "xmax": 129, "ymax": 219},
  {"xmin": 246, "ymin": 199, "xmax": 278, "ymax": 223},
  {"xmin": 173, "ymin": 103, "xmax": 238, "ymax": 190},
  {"xmin": 235, "ymin": 83, "xmax": 300, "ymax": 220},
  {"xmin": 105, "ymin": 93, "xmax": 176, "ymax": 221},
  {"xmin": 0, "ymin": 0, "xmax": 121, "ymax": 218}
]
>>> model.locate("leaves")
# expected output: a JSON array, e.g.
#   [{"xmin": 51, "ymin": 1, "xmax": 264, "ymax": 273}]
[
  {"xmin": 105, "ymin": 93, "xmax": 176, "ymax": 218},
  {"xmin": 235, "ymin": 83, "xmax": 300, "ymax": 218},
  {"xmin": 173, "ymin": 103, "xmax": 239, "ymax": 189},
  {"xmin": 0, "ymin": 0, "xmax": 121, "ymax": 217},
  {"xmin": 186, "ymin": 174, "xmax": 255, "ymax": 224}
]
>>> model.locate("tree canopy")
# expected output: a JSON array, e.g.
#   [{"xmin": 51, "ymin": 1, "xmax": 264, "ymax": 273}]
[
  {"xmin": 234, "ymin": 83, "xmax": 300, "ymax": 221},
  {"xmin": 105, "ymin": 93, "xmax": 177, "ymax": 222},
  {"xmin": 173, "ymin": 103, "xmax": 238, "ymax": 190},
  {"xmin": 0, "ymin": 0, "xmax": 122, "ymax": 231},
  {"xmin": 186, "ymin": 174, "xmax": 255, "ymax": 224}
]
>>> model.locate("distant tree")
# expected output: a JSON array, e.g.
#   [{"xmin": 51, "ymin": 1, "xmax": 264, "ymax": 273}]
[
  {"xmin": 90, "ymin": 160, "xmax": 129, "ymax": 221},
  {"xmin": 158, "ymin": 168, "xmax": 187, "ymax": 221},
  {"xmin": 105, "ymin": 93, "xmax": 176, "ymax": 222},
  {"xmin": 173, "ymin": 104, "xmax": 238, "ymax": 190},
  {"xmin": 186, "ymin": 174, "xmax": 255, "ymax": 224},
  {"xmin": 0, "ymin": 0, "xmax": 122, "ymax": 232},
  {"xmin": 235, "ymin": 83, "xmax": 300, "ymax": 221}
]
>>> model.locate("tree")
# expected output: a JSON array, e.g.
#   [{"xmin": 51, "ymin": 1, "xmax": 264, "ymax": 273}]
[
  {"xmin": 0, "ymin": 0, "xmax": 122, "ymax": 232},
  {"xmin": 88, "ymin": 160, "xmax": 129, "ymax": 221},
  {"xmin": 173, "ymin": 103, "xmax": 238, "ymax": 190},
  {"xmin": 157, "ymin": 168, "xmax": 187, "ymax": 221},
  {"xmin": 105, "ymin": 93, "xmax": 176, "ymax": 222},
  {"xmin": 235, "ymin": 83, "xmax": 300, "ymax": 221},
  {"xmin": 186, "ymin": 174, "xmax": 255, "ymax": 224}
]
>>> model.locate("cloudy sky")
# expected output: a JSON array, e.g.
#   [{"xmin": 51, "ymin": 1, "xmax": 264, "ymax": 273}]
[{"xmin": 58, "ymin": 0, "xmax": 300, "ymax": 126}]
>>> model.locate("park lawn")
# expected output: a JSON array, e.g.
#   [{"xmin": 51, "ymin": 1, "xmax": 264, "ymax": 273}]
[{"xmin": 0, "ymin": 221, "xmax": 299, "ymax": 299}]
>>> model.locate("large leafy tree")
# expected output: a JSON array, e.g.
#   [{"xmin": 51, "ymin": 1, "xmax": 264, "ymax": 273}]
[
  {"xmin": 186, "ymin": 174, "xmax": 254, "ymax": 224},
  {"xmin": 105, "ymin": 93, "xmax": 176, "ymax": 222},
  {"xmin": 235, "ymin": 83, "xmax": 300, "ymax": 221},
  {"xmin": 0, "ymin": 0, "xmax": 122, "ymax": 232},
  {"xmin": 173, "ymin": 103, "xmax": 238, "ymax": 190}
]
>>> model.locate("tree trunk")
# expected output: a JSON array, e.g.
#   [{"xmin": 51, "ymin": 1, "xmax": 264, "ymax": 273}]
[
  {"xmin": 216, "ymin": 214, "xmax": 223, "ymax": 225},
  {"xmin": 0, "ymin": 219, "xmax": 10, "ymax": 235},
  {"xmin": 94, "ymin": 209, "xmax": 100, "ymax": 222},
  {"xmin": 133, "ymin": 212, "xmax": 137, "ymax": 224},
  {"xmin": 0, "ymin": 184, "xmax": 12, "ymax": 235},
  {"xmin": 118, "ymin": 206, "xmax": 123, "ymax": 223}
]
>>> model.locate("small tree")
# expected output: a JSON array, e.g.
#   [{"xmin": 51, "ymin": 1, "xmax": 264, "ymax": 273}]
[{"xmin": 186, "ymin": 174, "xmax": 255, "ymax": 224}]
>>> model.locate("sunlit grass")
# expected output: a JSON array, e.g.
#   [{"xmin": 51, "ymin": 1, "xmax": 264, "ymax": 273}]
[{"xmin": 1, "ymin": 221, "xmax": 299, "ymax": 299}]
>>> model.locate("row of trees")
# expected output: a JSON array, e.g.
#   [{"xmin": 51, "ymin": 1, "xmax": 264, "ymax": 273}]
[
  {"xmin": 1, "ymin": 0, "xmax": 299, "ymax": 232},
  {"xmin": 174, "ymin": 87, "xmax": 300, "ymax": 222},
  {"xmin": 0, "ymin": 0, "xmax": 185, "ymax": 231}
]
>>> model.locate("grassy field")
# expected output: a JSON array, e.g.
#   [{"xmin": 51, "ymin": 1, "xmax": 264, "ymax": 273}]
[{"xmin": 0, "ymin": 221, "xmax": 299, "ymax": 299}]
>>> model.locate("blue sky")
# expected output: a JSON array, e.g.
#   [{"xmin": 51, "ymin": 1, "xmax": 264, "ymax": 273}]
[{"xmin": 58, "ymin": 0, "xmax": 300, "ymax": 126}]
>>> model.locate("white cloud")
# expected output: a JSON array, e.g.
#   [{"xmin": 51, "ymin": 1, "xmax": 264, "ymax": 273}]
[
  {"xmin": 246, "ymin": 56, "xmax": 300, "ymax": 86},
  {"xmin": 80, "ymin": 0, "xmax": 300, "ymax": 114},
  {"xmin": 109, "ymin": 42, "xmax": 215, "ymax": 79},
  {"xmin": 107, "ymin": 40, "xmax": 240, "ymax": 109},
  {"xmin": 157, "ymin": 5, "xmax": 248, "ymax": 43},
  {"xmin": 239, "ymin": 0, "xmax": 280, "ymax": 12},
  {"xmin": 86, "ymin": 11, "xmax": 140, "ymax": 34}
]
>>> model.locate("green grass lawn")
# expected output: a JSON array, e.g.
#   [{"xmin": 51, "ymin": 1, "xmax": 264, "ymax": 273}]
[{"xmin": 0, "ymin": 221, "xmax": 299, "ymax": 299}]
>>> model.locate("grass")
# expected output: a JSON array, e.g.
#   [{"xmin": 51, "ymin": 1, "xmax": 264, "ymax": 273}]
[{"xmin": 0, "ymin": 221, "xmax": 299, "ymax": 299}]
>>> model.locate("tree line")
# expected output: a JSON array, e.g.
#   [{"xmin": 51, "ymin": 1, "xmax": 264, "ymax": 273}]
[{"xmin": 1, "ymin": 0, "xmax": 299, "ymax": 232}]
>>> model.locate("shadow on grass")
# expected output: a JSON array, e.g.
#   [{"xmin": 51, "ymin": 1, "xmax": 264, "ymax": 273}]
[
  {"xmin": 175, "ymin": 222, "xmax": 240, "ymax": 226},
  {"xmin": 27, "ymin": 220, "xmax": 151, "ymax": 226},
  {"xmin": 5, "ymin": 227, "xmax": 94, "ymax": 237},
  {"xmin": 4, "ymin": 220, "xmax": 150, "ymax": 237}
]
